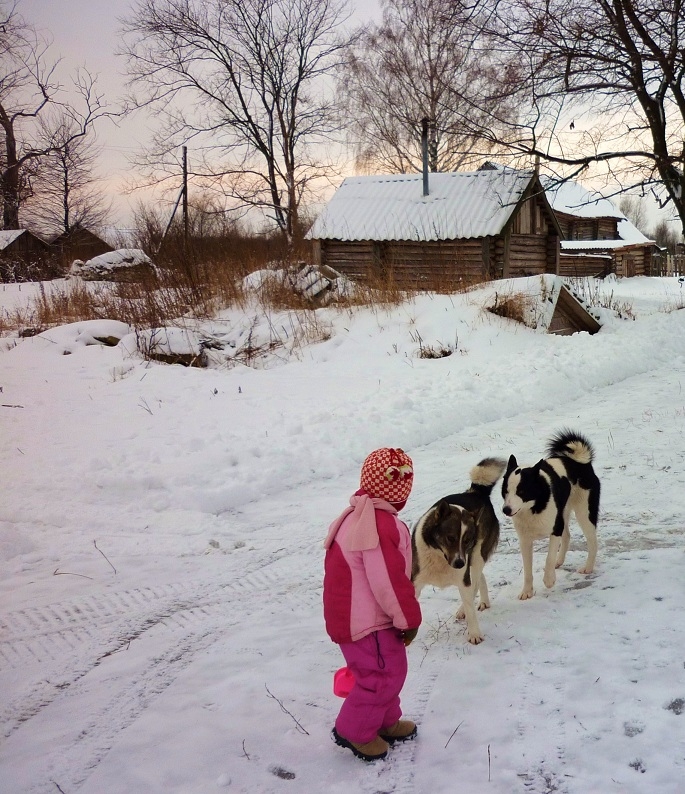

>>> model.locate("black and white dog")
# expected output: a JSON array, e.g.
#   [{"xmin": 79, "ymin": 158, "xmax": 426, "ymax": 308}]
[
  {"xmin": 411, "ymin": 458, "xmax": 506, "ymax": 644},
  {"xmin": 501, "ymin": 429, "xmax": 601, "ymax": 600}
]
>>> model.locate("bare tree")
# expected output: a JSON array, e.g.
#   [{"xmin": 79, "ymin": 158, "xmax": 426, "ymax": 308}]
[
  {"xmin": 121, "ymin": 0, "xmax": 355, "ymax": 247},
  {"xmin": 23, "ymin": 109, "xmax": 111, "ymax": 236},
  {"xmin": 339, "ymin": 0, "xmax": 517, "ymax": 175},
  {"xmin": 618, "ymin": 196, "xmax": 648, "ymax": 234},
  {"xmin": 0, "ymin": 1, "xmax": 109, "ymax": 229},
  {"xmin": 651, "ymin": 218, "xmax": 682, "ymax": 253},
  {"xmin": 471, "ymin": 0, "xmax": 685, "ymax": 234}
]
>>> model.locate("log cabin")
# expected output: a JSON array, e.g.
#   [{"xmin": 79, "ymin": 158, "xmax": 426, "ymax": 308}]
[
  {"xmin": 307, "ymin": 166, "xmax": 562, "ymax": 290},
  {"xmin": 543, "ymin": 179, "xmax": 658, "ymax": 278}
]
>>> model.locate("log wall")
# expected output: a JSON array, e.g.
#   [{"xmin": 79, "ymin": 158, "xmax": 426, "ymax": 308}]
[
  {"xmin": 558, "ymin": 253, "xmax": 612, "ymax": 278},
  {"xmin": 320, "ymin": 238, "xmax": 492, "ymax": 289},
  {"xmin": 508, "ymin": 234, "xmax": 550, "ymax": 276}
]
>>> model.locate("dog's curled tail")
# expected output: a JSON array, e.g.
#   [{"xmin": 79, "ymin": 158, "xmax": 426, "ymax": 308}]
[
  {"xmin": 469, "ymin": 457, "xmax": 507, "ymax": 492},
  {"xmin": 547, "ymin": 429, "xmax": 594, "ymax": 464}
]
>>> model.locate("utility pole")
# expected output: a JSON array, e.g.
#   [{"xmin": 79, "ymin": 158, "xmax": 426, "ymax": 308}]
[
  {"xmin": 182, "ymin": 145, "xmax": 188, "ymax": 253},
  {"xmin": 157, "ymin": 146, "xmax": 190, "ymax": 257}
]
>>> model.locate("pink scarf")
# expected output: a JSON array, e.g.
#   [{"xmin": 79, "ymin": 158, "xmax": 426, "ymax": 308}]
[{"xmin": 323, "ymin": 494, "xmax": 397, "ymax": 552}]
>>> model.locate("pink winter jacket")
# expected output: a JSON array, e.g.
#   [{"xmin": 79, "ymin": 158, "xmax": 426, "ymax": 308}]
[{"xmin": 323, "ymin": 493, "xmax": 422, "ymax": 644}]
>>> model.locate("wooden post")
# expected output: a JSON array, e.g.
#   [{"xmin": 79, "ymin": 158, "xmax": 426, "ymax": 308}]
[{"xmin": 502, "ymin": 230, "xmax": 511, "ymax": 278}]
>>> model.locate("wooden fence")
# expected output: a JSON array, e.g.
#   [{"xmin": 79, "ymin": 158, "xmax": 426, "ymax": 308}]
[{"xmin": 652, "ymin": 254, "xmax": 685, "ymax": 277}]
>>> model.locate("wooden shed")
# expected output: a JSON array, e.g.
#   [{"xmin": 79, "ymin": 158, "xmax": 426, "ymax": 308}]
[
  {"xmin": 0, "ymin": 229, "xmax": 51, "ymax": 261},
  {"xmin": 51, "ymin": 225, "xmax": 114, "ymax": 267},
  {"xmin": 543, "ymin": 179, "xmax": 658, "ymax": 278},
  {"xmin": 0, "ymin": 229, "xmax": 53, "ymax": 280},
  {"xmin": 307, "ymin": 166, "xmax": 562, "ymax": 290}
]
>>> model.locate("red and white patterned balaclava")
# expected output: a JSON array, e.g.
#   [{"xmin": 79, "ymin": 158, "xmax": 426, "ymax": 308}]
[{"xmin": 360, "ymin": 448, "xmax": 414, "ymax": 504}]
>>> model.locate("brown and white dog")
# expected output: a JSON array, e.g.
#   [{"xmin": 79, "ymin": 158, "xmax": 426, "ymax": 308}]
[
  {"xmin": 411, "ymin": 458, "xmax": 506, "ymax": 644},
  {"xmin": 501, "ymin": 429, "xmax": 601, "ymax": 600}
]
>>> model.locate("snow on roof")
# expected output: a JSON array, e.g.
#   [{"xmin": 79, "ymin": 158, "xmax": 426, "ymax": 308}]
[
  {"xmin": 0, "ymin": 230, "xmax": 28, "ymax": 250},
  {"xmin": 542, "ymin": 177, "xmax": 655, "ymax": 247},
  {"xmin": 561, "ymin": 239, "xmax": 636, "ymax": 251},
  {"xmin": 616, "ymin": 218, "xmax": 654, "ymax": 245},
  {"xmin": 543, "ymin": 178, "xmax": 624, "ymax": 219},
  {"xmin": 559, "ymin": 217, "xmax": 654, "ymax": 250},
  {"xmin": 307, "ymin": 168, "xmax": 536, "ymax": 241}
]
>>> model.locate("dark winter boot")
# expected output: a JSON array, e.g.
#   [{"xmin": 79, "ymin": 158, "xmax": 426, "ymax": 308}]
[
  {"xmin": 379, "ymin": 719, "xmax": 417, "ymax": 743},
  {"xmin": 332, "ymin": 727, "xmax": 389, "ymax": 761}
]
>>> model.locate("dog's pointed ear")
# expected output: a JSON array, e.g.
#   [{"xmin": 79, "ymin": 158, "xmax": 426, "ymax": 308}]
[
  {"xmin": 435, "ymin": 499, "xmax": 452, "ymax": 521},
  {"xmin": 506, "ymin": 454, "xmax": 518, "ymax": 473}
]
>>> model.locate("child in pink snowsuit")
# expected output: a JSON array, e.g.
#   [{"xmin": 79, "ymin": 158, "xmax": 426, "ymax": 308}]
[{"xmin": 323, "ymin": 447, "xmax": 422, "ymax": 762}]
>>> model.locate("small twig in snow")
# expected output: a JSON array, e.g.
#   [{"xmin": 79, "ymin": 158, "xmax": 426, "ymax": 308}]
[
  {"xmin": 52, "ymin": 781, "xmax": 66, "ymax": 793},
  {"xmin": 53, "ymin": 569, "xmax": 94, "ymax": 580},
  {"xmin": 100, "ymin": 641, "xmax": 130, "ymax": 659},
  {"xmin": 265, "ymin": 684, "xmax": 309, "ymax": 735},
  {"xmin": 242, "ymin": 740, "xmax": 250, "ymax": 760},
  {"xmin": 94, "ymin": 540, "xmax": 117, "ymax": 574},
  {"xmin": 488, "ymin": 743, "xmax": 491, "ymax": 781},
  {"xmin": 444, "ymin": 719, "xmax": 464, "ymax": 748}
]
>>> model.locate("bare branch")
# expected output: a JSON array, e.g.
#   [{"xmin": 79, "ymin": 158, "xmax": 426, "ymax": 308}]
[
  {"xmin": 465, "ymin": 0, "xmax": 685, "ymax": 233},
  {"xmin": 121, "ymin": 0, "xmax": 356, "ymax": 247}
]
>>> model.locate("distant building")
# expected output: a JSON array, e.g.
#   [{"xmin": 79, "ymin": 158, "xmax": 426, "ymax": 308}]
[
  {"xmin": 50, "ymin": 226, "xmax": 114, "ymax": 267},
  {"xmin": 544, "ymin": 180, "xmax": 658, "ymax": 278},
  {"xmin": 0, "ymin": 229, "xmax": 51, "ymax": 261}
]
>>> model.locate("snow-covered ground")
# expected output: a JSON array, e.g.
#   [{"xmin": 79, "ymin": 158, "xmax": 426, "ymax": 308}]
[{"xmin": 1, "ymin": 274, "xmax": 685, "ymax": 794}]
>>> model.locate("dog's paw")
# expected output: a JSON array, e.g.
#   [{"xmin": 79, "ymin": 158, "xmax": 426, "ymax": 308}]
[
  {"xmin": 467, "ymin": 633, "xmax": 485, "ymax": 645},
  {"xmin": 455, "ymin": 607, "xmax": 465, "ymax": 620},
  {"xmin": 577, "ymin": 565, "xmax": 594, "ymax": 575},
  {"xmin": 518, "ymin": 589, "xmax": 534, "ymax": 600},
  {"xmin": 477, "ymin": 601, "xmax": 490, "ymax": 612},
  {"xmin": 543, "ymin": 571, "xmax": 556, "ymax": 588}
]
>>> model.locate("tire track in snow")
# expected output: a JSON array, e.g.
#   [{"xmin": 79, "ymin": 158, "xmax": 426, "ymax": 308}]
[
  {"xmin": 0, "ymin": 544, "xmax": 317, "ymax": 747},
  {"xmin": 512, "ymin": 602, "xmax": 571, "ymax": 794},
  {"xmin": 0, "ymin": 556, "xmax": 324, "ymax": 794}
]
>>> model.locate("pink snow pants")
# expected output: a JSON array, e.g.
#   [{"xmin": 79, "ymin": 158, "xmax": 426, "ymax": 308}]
[{"xmin": 335, "ymin": 628, "xmax": 408, "ymax": 744}]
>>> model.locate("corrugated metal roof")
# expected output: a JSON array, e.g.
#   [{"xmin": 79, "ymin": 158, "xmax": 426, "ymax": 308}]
[{"xmin": 308, "ymin": 168, "xmax": 535, "ymax": 241}]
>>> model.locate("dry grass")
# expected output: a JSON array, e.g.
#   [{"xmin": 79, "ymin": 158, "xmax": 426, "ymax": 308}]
[
  {"xmin": 565, "ymin": 277, "xmax": 635, "ymax": 319},
  {"xmin": 0, "ymin": 234, "xmax": 500, "ymax": 369},
  {"xmin": 0, "ymin": 247, "xmax": 364, "ymax": 367},
  {"xmin": 486, "ymin": 290, "xmax": 533, "ymax": 326}
]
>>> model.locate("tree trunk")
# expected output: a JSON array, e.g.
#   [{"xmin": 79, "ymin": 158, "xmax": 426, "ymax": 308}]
[{"xmin": 0, "ymin": 105, "xmax": 21, "ymax": 229}]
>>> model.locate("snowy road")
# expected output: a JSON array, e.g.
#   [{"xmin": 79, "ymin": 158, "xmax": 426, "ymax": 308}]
[{"xmin": 2, "ymin": 280, "xmax": 685, "ymax": 793}]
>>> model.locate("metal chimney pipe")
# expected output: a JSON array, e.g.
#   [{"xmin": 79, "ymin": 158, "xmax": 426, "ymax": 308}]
[{"xmin": 421, "ymin": 117, "xmax": 429, "ymax": 197}]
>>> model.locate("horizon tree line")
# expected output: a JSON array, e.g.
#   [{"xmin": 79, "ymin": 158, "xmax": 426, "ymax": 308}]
[{"xmin": 2, "ymin": 0, "xmax": 685, "ymax": 250}]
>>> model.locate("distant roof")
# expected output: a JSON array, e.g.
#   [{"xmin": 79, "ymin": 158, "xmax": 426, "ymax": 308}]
[
  {"xmin": 541, "ymin": 175, "xmax": 655, "ymax": 247},
  {"xmin": 307, "ymin": 168, "xmax": 537, "ymax": 241},
  {"xmin": 51, "ymin": 226, "xmax": 111, "ymax": 244},
  {"xmin": 0, "ymin": 230, "xmax": 27, "ymax": 250},
  {"xmin": 616, "ymin": 218, "xmax": 654, "ymax": 245},
  {"xmin": 543, "ymin": 178, "xmax": 624, "ymax": 219}
]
